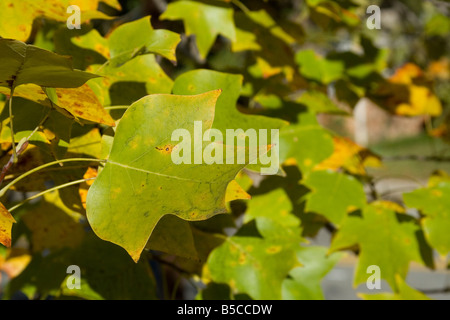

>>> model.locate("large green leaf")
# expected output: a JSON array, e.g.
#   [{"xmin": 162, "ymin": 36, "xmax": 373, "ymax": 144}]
[
  {"xmin": 329, "ymin": 202, "xmax": 428, "ymax": 290},
  {"xmin": 86, "ymin": 91, "xmax": 264, "ymax": 261},
  {"xmin": 403, "ymin": 182, "xmax": 450, "ymax": 256},
  {"xmin": 160, "ymin": 0, "xmax": 236, "ymax": 59},
  {"xmin": 0, "ymin": 39, "xmax": 98, "ymax": 90}
]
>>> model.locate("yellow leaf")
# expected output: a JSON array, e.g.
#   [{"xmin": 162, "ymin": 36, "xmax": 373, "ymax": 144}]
[
  {"xmin": 1, "ymin": 249, "xmax": 31, "ymax": 278},
  {"xmin": 79, "ymin": 167, "xmax": 98, "ymax": 209},
  {"xmin": 0, "ymin": 84, "xmax": 115, "ymax": 126},
  {"xmin": 314, "ymin": 136, "xmax": 381, "ymax": 175},
  {"xmin": 374, "ymin": 63, "xmax": 443, "ymax": 117},
  {"xmin": 389, "ymin": 63, "xmax": 423, "ymax": 84},
  {"xmin": 0, "ymin": 0, "xmax": 119, "ymax": 41},
  {"xmin": 0, "ymin": 202, "xmax": 15, "ymax": 248},
  {"xmin": 395, "ymin": 85, "xmax": 442, "ymax": 117}
]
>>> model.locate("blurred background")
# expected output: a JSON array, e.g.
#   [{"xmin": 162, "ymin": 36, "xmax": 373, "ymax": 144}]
[{"xmin": 1, "ymin": 0, "xmax": 449, "ymax": 299}]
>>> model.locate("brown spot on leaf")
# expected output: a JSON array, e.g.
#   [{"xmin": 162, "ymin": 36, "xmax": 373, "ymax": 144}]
[{"xmin": 155, "ymin": 144, "xmax": 174, "ymax": 154}]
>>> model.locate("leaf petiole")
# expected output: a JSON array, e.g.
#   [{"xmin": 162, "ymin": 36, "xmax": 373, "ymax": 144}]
[
  {"xmin": 0, "ymin": 158, "xmax": 106, "ymax": 197},
  {"xmin": 8, "ymin": 177, "xmax": 96, "ymax": 212}
]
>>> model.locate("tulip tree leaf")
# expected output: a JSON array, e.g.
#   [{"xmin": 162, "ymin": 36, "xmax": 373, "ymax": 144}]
[
  {"xmin": 86, "ymin": 91, "xmax": 264, "ymax": 262},
  {"xmin": 161, "ymin": 0, "xmax": 236, "ymax": 59},
  {"xmin": 303, "ymin": 170, "xmax": 367, "ymax": 226},
  {"xmin": 0, "ymin": 39, "xmax": 99, "ymax": 90},
  {"xmin": 403, "ymin": 182, "xmax": 450, "ymax": 256},
  {"xmin": 107, "ymin": 16, "xmax": 180, "ymax": 67},
  {"xmin": 329, "ymin": 202, "xmax": 426, "ymax": 290}
]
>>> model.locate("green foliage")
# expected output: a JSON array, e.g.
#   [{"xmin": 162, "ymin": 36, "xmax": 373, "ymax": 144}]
[{"xmin": 0, "ymin": 0, "xmax": 449, "ymax": 301}]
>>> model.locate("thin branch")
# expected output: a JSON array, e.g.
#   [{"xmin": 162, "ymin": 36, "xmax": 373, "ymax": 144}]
[
  {"xmin": 8, "ymin": 177, "xmax": 95, "ymax": 212},
  {"xmin": 7, "ymin": 89, "xmax": 16, "ymax": 161},
  {"xmin": 0, "ymin": 140, "xmax": 29, "ymax": 186},
  {"xmin": 0, "ymin": 158, "xmax": 106, "ymax": 197}
]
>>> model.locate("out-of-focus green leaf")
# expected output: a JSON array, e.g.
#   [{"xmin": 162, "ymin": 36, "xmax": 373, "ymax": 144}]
[
  {"xmin": 403, "ymin": 182, "xmax": 450, "ymax": 256},
  {"xmin": 330, "ymin": 202, "xmax": 428, "ymax": 290},
  {"xmin": 161, "ymin": 0, "xmax": 236, "ymax": 59}
]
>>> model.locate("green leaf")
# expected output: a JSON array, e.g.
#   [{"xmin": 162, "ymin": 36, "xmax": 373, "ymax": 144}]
[
  {"xmin": 73, "ymin": 17, "xmax": 180, "ymax": 68},
  {"xmin": 403, "ymin": 182, "xmax": 450, "ymax": 256},
  {"xmin": 0, "ymin": 39, "xmax": 99, "ymax": 90},
  {"xmin": 279, "ymin": 113, "xmax": 334, "ymax": 174},
  {"xmin": 173, "ymin": 69, "xmax": 286, "ymax": 132},
  {"xmin": 205, "ymin": 236, "xmax": 300, "ymax": 299},
  {"xmin": 161, "ymin": 0, "xmax": 236, "ymax": 59},
  {"xmin": 172, "ymin": 69, "xmax": 287, "ymax": 174},
  {"xmin": 244, "ymin": 188, "xmax": 302, "ymax": 240},
  {"xmin": 86, "ymin": 91, "xmax": 262, "ymax": 262},
  {"xmin": 329, "ymin": 202, "xmax": 427, "ymax": 290},
  {"xmin": 296, "ymin": 90, "xmax": 348, "ymax": 115},
  {"xmin": 295, "ymin": 50, "xmax": 344, "ymax": 84},
  {"xmin": 303, "ymin": 170, "xmax": 366, "ymax": 226},
  {"xmin": 108, "ymin": 16, "xmax": 180, "ymax": 67},
  {"xmin": 87, "ymin": 55, "xmax": 174, "ymax": 107}
]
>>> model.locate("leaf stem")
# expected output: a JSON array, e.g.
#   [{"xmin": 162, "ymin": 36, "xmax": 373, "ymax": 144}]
[
  {"xmin": 0, "ymin": 158, "xmax": 105, "ymax": 197},
  {"xmin": 231, "ymin": 0, "xmax": 250, "ymax": 14},
  {"xmin": 103, "ymin": 105, "xmax": 129, "ymax": 110},
  {"xmin": 8, "ymin": 177, "xmax": 95, "ymax": 212},
  {"xmin": 8, "ymin": 89, "xmax": 17, "ymax": 162}
]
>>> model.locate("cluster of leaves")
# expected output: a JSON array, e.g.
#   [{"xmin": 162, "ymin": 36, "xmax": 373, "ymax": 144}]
[{"xmin": 0, "ymin": 0, "xmax": 449, "ymax": 300}]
